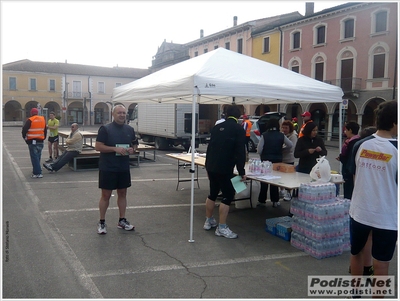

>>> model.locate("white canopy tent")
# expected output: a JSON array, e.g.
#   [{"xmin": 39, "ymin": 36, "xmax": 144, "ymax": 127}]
[{"xmin": 113, "ymin": 48, "xmax": 344, "ymax": 242}]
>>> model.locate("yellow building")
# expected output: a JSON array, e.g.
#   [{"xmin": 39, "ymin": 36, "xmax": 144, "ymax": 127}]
[{"xmin": 3, "ymin": 60, "xmax": 149, "ymax": 125}]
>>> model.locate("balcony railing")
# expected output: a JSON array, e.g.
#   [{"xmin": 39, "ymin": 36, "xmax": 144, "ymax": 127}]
[
  {"xmin": 64, "ymin": 92, "xmax": 90, "ymax": 99},
  {"xmin": 324, "ymin": 78, "xmax": 362, "ymax": 92}
]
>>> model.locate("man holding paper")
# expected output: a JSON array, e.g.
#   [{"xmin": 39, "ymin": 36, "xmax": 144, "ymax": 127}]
[
  {"xmin": 95, "ymin": 104, "xmax": 138, "ymax": 235},
  {"xmin": 204, "ymin": 105, "xmax": 246, "ymax": 239}
]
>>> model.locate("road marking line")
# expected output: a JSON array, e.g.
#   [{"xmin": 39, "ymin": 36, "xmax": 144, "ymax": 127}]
[
  {"xmin": 44, "ymin": 203, "xmax": 205, "ymax": 215},
  {"xmin": 87, "ymin": 252, "xmax": 308, "ymax": 278}
]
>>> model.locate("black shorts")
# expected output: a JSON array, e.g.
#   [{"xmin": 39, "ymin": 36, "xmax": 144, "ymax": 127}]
[
  {"xmin": 98, "ymin": 170, "xmax": 131, "ymax": 190},
  {"xmin": 48, "ymin": 136, "xmax": 59, "ymax": 143},
  {"xmin": 207, "ymin": 171, "xmax": 235, "ymax": 205},
  {"xmin": 350, "ymin": 217, "xmax": 397, "ymax": 261}
]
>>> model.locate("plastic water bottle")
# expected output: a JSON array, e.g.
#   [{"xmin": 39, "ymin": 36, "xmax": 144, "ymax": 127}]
[{"xmin": 265, "ymin": 161, "xmax": 272, "ymax": 174}]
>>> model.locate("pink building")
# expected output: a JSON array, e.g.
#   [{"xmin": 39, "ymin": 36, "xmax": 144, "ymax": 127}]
[{"xmin": 281, "ymin": 2, "xmax": 397, "ymax": 138}]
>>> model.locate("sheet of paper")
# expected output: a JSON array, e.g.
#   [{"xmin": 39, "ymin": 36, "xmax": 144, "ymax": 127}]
[
  {"xmin": 231, "ymin": 175, "xmax": 247, "ymax": 194},
  {"xmin": 115, "ymin": 144, "xmax": 130, "ymax": 156},
  {"xmin": 256, "ymin": 175, "xmax": 281, "ymax": 180}
]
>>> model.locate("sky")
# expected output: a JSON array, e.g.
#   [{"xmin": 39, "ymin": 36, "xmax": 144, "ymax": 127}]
[{"xmin": 1, "ymin": 0, "xmax": 348, "ymax": 69}]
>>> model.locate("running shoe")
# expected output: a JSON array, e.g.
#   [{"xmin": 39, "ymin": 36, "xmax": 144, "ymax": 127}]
[
  {"xmin": 43, "ymin": 163, "xmax": 54, "ymax": 172},
  {"xmin": 97, "ymin": 222, "xmax": 107, "ymax": 234},
  {"xmin": 203, "ymin": 217, "xmax": 217, "ymax": 230},
  {"xmin": 215, "ymin": 226, "xmax": 238, "ymax": 239},
  {"xmin": 117, "ymin": 218, "xmax": 135, "ymax": 231}
]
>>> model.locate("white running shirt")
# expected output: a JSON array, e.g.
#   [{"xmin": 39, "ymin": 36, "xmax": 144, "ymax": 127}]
[{"xmin": 349, "ymin": 134, "xmax": 398, "ymax": 230}]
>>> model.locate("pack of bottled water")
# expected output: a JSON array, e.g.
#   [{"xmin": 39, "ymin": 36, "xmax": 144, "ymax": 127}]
[
  {"xmin": 248, "ymin": 159, "xmax": 273, "ymax": 175},
  {"xmin": 298, "ymin": 182, "xmax": 337, "ymax": 204},
  {"xmin": 291, "ymin": 232, "xmax": 344, "ymax": 259},
  {"xmin": 290, "ymin": 182, "xmax": 351, "ymax": 259}
]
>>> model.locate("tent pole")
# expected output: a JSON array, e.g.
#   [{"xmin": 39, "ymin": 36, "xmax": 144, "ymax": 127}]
[
  {"xmin": 188, "ymin": 94, "xmax": 197, "ymax": 243},
  {"xmin": 339, "ymin": 101, "xmax": 343, "ymax": 171}
]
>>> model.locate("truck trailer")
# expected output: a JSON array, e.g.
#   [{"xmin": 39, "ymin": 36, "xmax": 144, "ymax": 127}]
[{"xmin": 129, "ymin": 103, "xmax": 218, "ymax": 151}]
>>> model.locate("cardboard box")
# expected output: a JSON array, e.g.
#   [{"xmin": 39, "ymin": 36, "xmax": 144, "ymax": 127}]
[
  {"xmin": 272, "ymin": 163, "xmax": 296, "ymax": 173},
  {"xmin": 199, "ymin": 119, "xmax": 211, "ymax": 134}
]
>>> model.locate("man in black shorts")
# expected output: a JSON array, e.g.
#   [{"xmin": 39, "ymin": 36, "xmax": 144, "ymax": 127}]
[
  {"xmin": 203, "ymin": 105, "xmax": 246, "ymax": 239},
  {"xmin": 45, "ymin": 111, "xmax": 59, "ymax": 162},
  {"xmin": 95, "ymin": 104, "xmax": 138, "ymax": 234}
]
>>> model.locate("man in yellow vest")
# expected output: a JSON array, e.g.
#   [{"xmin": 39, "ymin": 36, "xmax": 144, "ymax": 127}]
[
  {"xmin": 22, "ymin": 108, "xmax": 47, "ymax": 178},
  {"xmin": 241, "ymin": 114, "xmax": 252, "ymax": 160}
]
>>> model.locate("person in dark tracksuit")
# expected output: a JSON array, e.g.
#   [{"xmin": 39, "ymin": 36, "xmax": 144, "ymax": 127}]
[{"xmin": 204, "ymin": 105, "xmax": 246, "ymax": 239}]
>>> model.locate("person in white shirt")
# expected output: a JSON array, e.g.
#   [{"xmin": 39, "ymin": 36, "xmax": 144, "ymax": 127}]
[{"xmin": 349, "ymin": 100, "xmax": 397, "ymax": 283}]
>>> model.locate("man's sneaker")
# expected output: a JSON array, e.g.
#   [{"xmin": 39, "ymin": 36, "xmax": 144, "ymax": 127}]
[
  {"xmin": 272, "ymin": 201, "xmax": 281, "ymax": 208},
  {"xmin": 363, "ymin": 266, "xmax": 374, "ymax": 276},
  {"xmin": 31, "ymin": 174, "xmax": 43, "ymax": 178},
  {"xmin": 215, "ymin": 226, "xmax": 238, "ymax": 239},
  {"xmin": 117, "ymin": 218, "xmax": 135, "ymax": 231},
  {"xmin": 256, "ymin": 202, "xmax": 266, "ymax": 207},
  {"xmin": 43, "ymin": 163, "xmax": 53, "ymax": 172},
  {"xmin": 283, "ymin": 191, "xmax": 292, "ymax": 201},
  {"xmin": 45, "ymin": 158, "xmax": 53, "ymax": 163},
  {"xmin": 97, "ymin": 222, "xmax": 107, "ymax": 234},
  {"xmin": 203, "ymin": 217, "xmax": 217, "ymax": 230}
]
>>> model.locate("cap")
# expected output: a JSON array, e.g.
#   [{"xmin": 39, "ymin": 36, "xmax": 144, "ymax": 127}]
[
  {"xmin": 242, "ymin": 114, "xmax": 248, "ymax": 119},
  {"xmin": 292, "ymin": 117, "xmax": 298, "ymax": 122},
  {"xmin": 30, "ymin": 108, "xmax": 39, "ymax": 115},
  {"xmin": 301, "ymin": 111, "xmax": 311, "ymax": 117}
]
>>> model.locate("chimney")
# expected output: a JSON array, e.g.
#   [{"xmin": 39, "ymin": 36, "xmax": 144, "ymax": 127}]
[
  {"xmin": 233, "ymin": 16, "xmax": 238, "ymax": 26},
  {"xmin": 200, "ymin": 29, "xmax": 204, "ymax": 38},
  {"xmin": 305, "ymin": 2, "xmax": 314, "ymax": 16}
]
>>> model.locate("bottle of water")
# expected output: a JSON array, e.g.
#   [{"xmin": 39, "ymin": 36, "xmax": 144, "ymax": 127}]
[
  {"xmin": 265, "ymin": 161, "xmax": 272, "ymax": 174},
  {"xmin": 261, "ymin": 161, "xmax": 266, "ymax": 174}
]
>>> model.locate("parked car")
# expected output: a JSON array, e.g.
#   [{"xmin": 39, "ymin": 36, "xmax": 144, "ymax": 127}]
[
  {"xmin": 239, "ymin": 112, "xmax": 287, "ymax": 152},
  {"xmin": 257, "ymin": 112, "xmax": 287, "ymax": 134}
]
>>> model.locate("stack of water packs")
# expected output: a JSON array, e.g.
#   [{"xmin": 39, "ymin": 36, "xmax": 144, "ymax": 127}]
[{"xmin": 290, "ymin": 182, "xmax": 350, "ymax": 259}]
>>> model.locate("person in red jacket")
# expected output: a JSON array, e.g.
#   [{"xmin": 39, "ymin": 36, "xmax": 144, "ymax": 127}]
[
  {"xmin": 298, "ymin": 111, "xmax": 313, "ymax": 138},
  {"xmin": 22, "ymin": 108, "xmax": 47, "ymax": 178}
]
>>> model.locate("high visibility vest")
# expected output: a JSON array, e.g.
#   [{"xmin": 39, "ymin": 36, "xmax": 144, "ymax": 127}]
[
  {"xmin": 26, "ymin": 115, "xmax": 45, "ymax": 140},
  {"xmin": 243, "ymin": 119, "xmax": 252, "ymax": 137},
  {"xmin": 298, "ymin": 120, "xmax": 312, "ymax": 138}
]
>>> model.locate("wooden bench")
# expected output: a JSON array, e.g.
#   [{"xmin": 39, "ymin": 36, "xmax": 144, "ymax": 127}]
[{"xmin": 58, "ymin": 144, "xmax": 156, "ymax": 171}]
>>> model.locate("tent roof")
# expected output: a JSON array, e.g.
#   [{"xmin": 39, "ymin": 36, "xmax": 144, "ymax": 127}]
[{"xmin": 113, "ymin": 48, "xmax": 343, "ymax": 105}]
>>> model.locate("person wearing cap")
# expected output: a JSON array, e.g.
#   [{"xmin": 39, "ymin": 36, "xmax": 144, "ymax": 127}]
[
  {"xmin": 22, "ymin": 107, "xmax": 47, "ymax": 178},
  {"xmin": 241, "ymin": 114, "xmax": 252, "ymax": 160},
  {"xmin": 298, "ymin": 111, "xmax": 313, "ymax": 138},
  {"xmin": 291, "ymin": 117, "xmax": 299, "ymax": 133}
]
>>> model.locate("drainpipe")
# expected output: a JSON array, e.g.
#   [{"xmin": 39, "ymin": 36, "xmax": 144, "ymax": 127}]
[
  {"xmin": 278, "ymin": 26, "xmax": 283, "ymax": 112},
  {"xmin": 64, "ymin": 74, "xmax": 68, "ymax": 126},
  {"xmin": 278, "ymin": 26, "xmax": 283, "ymax": 67},
  {"xmin": 393, "ymin": 34, "xmax": 398, "ymax": 100},
  {"xmin": 88, "ymin": 75, "xmax": 91, "ymax": 126}
]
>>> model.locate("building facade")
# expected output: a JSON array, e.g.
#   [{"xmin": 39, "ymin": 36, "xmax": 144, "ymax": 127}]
[
  {"xmin": 2, "ymin": 60, "xmax": 150, "ymax": 125},
  {"xmin": 152, "ymin": 2, "xmax": 397, "ymax": 140},
  {"xmin": 279, "ymin": 2, "xmax": 398, "ymax": 138}
]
